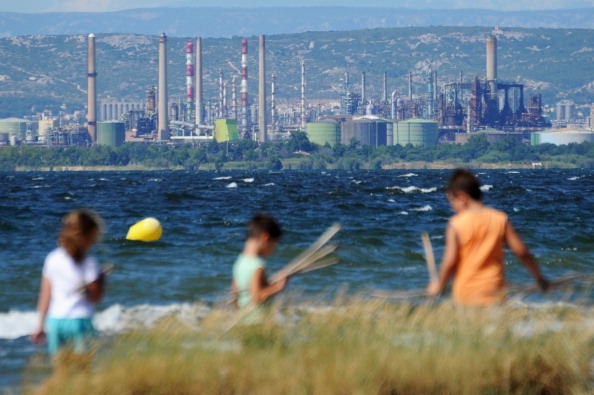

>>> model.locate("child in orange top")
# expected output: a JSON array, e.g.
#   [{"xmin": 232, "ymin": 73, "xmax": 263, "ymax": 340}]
[{"xmin": 427, "ymin": 169, "xmax": 549, "ymax": 306}]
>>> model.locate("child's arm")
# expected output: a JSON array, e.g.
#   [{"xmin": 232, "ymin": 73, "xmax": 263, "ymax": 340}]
[
  {"xmin": 504, "ymin": 221, "xmax": 549, "ymax": 291},
  {"xmin": 32, "ymin": 276, "xmax": 51, "ymax": 343},
  {"xmin": 249, "ymin": 268, "xmax": 287, "ymax": 304},
  {"xmin": 427, "ymin": 224, "xmax": 459, "ymax": 296},
  {"xmin": 86, "ymin": 273, "xmax": 105, "ymax": 303}
]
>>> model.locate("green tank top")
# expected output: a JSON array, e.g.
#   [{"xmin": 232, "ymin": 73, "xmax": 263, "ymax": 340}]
[{"xmin": 232, "ymin": 253, "xmax": 265, "ymax": 308}]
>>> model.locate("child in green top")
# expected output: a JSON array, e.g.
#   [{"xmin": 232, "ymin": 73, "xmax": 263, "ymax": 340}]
[{"xmin": 231, "ymin": 213, "xmax": 288, "ymax": 308}]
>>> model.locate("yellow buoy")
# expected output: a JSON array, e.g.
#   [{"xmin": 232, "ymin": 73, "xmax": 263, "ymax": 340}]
[{"xmin": 126, "ymin": 217, "xmax": 163, "ymax": 242}]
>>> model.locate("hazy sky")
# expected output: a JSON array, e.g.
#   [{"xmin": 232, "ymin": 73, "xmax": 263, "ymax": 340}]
[{"xmin": 2, "ymin": 0, "xmax": 594, "ymax": 13}]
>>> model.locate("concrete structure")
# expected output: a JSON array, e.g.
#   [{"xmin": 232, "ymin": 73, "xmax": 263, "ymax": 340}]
[
  {"xmin": 158, "ymin": 33, "xmax": 169, "ymax": 140},
  {"xmin": 394, "ymin": 118, "xmax": 438, "ymax": 147},
  {"xmin": 240, "ymin": 38, "xmax": 249, "ymax": 136},
  {"xmin": 87, "ymin": 34, "xmax": 97, "ymax": 143},
  {"xmin": 0, "ymin": 118, "xmax": 38, "ymax": 139},
  {"xmin": 341, "ymin": 119, "xmax": 389, "ymax": 147},
  {"xmin": 185, "ymin": 41, "xmax": 194, "ymax": 121},
  {"xmin": 97, "ymin": 122, "xmax": 125, "ymax": 147},
  {"xmin": 455, "ymin": 129, "xmax": 522, "ymax": 144},
  {"xmin": 258, "ymin": 34, "xmax": 267, "ymax": 142}
]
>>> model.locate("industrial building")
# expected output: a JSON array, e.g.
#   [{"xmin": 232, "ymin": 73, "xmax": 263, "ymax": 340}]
[{"xmin": 531, "ymin": 129, "xmax": 594, "ymax": 146}]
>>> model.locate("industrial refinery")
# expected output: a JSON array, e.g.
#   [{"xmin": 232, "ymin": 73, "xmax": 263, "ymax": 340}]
[{"xmin": 1, "ymin": 30, "xmax": 593, "ymax": 148}]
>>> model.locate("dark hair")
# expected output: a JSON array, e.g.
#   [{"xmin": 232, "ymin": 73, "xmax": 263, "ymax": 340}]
[
  {"xmin": 59, "ymin": 208, "xmax": 103, "ymax": 262},
  {"xmin": 446, "ymin": 168, "xmax": 483, "ymax": 201},
  {"xmin": 247, "ymin": 213, "xmax": 282, "ymax": 241}
]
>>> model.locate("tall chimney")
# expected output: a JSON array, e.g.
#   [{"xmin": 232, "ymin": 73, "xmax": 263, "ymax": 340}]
[
  {"xmin": 195, "ymin": 37, "xmax": 203, "ymax": 127},
  {"xmin": 219, "ymin": 71, "xmax": 224, "ymax": 119},
  {"xmin": 361, "ymin": 72, "xmax": 366, "ymax": 103},
  {"xmin": 232, "ymin": 76, "xmax": 237, "ymax": 120},
  {"xmin": 158, "ymin": 33, "xmax": 169, "ymax": 140},
  {"xmin": 185, "ymin": 41, "xmax": 194, "ymax": 123},
  {"xmin": 301, "ymin": 60, "xmax": 306, "ymax": 131},
  {"xmin": 240, "ymin": 38, "xmax": 249, "ymax": 137},
  {"xmin": 271, "ymin": 73, "xmax": 277, "ymax": 132},
  {"xmin": 258, "ymin": 35, "xmax": 267, "ymax": 142},
  {"xmin": 87, "ymin": 34, "xmax": 97, "ymax": 143},
  {"xmin": 486, "ymin": 34, "xmax": 498, "ymax": 100},
  {"xmin": 382, "ymin": 72, "xmax": 387, "ymax": 103},
  {"xmin": 408, "ymin": 71, "xmax": 413, "ymax": 101}
]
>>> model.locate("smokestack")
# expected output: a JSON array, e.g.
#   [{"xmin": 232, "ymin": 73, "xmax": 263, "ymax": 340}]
[
  {"xmin": 383, "ymin": 72, "xmax": 387, "ymax": 103},
  {"xmin": 158, "ymin": 32, "xmax": 169, "ymax": 140},
  {"xmin": 301, "ymin": 60, "xmax": 306, "ymax": 131},
  {"xmin": 433, "ymin": 70, "xmax": 438, "ymax": 101},
  {"xmin": 219, "ymin": 71, "xmax": 224, "ymax": 119},
  {"xmin": 241, "ymin": 38, "xmax": 249, "ymax": 137},
  {"xmin": 486, "ymin": 34, "xmax": 498, "ymax": 100},
  {"xmin": 361, "ymin": 72, "xmax": 366, "ymax": 103},
  {"xmin": 185, "ymin": 41, "xmax": 194, "ymax": 122},
  {"xmin": 259, "ymin": 35, "xmax": 267, "ymax": 142},
  {"xmin": 408, "ymin": 72, "xmax": 413, "ymax": 101},
  {"xmin": 271, "ymin": 73, "xmax": 276, "ymax": 132},
  {"xmin": 195, "ymin": 38, "xmax": 203, "ymax": 127},
  {"xmin": 232, "ymin": 76, "xmax": 237, "ymax": 120},
  {"xmin": 87, "ymin": 34, "xmax": 97, "ymax": 143}
]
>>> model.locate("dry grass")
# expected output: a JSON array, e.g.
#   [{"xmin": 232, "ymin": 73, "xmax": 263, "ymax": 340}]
[{"xmin": 26, "ymin": 298, "xmax": 594, "ymax": 395}]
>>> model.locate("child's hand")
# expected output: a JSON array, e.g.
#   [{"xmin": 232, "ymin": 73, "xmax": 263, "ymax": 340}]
[
  {"xmin": 426, "ymin": 281, "xmax": 441, "ymax": 297},
  {"xmin": 31, "ymin": 329, "xmax": 46, "ymax": 345},
  {"xmin": 537, "ymin": 277, "xmax": 550, "ymax": 292}
]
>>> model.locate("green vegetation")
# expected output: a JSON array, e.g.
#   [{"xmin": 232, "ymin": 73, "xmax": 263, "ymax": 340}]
[
  {"xmin": 26, "ymin": 298, "xmax": 594, "ymax": 394},
  {"xmin": 2, "ymin": 133, "xmax": 593, "ymax": 171}
]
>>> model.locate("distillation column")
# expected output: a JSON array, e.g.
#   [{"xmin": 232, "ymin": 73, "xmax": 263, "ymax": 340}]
[
  {"xmin": 87, "ymin": 34, "xmax": 97, "ymax": 143},
  {"xmin": 258, "ymin": 35, "xmax": 267, "ymax": 142},
  {"xmin": 158, "ymin": 33, "xmax": 169, "ymax": 140}
]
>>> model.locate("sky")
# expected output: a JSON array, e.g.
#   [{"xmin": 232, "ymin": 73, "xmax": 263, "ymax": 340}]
[{"xmin": 2, "ymin": 0, "xmax": 594, "ymax": 13}]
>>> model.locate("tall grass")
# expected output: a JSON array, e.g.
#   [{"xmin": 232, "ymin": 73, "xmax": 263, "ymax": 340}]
[{"xmin": 26, "ymin": 298, "xmax": 594, "ymax": 394}]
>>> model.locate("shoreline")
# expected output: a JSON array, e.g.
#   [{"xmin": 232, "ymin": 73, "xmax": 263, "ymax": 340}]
[{"xmin": 12, "ymin": 161, "xmax": 568, "ymax": 172}]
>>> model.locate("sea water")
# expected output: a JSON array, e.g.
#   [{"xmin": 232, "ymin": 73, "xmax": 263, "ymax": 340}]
[{"xmin": 1, "ymin": 169, "xmax": 593, "ymax": 391}]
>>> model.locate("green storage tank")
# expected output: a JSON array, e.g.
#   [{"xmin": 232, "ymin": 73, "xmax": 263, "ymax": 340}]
[
  {"xmin": 97, "ymin": 122, "xmax": 125, "ymax": 147},
  {"xmin": 394, "ymin": 118, "xmax": 438, "ymax": 147},
  {"xmin": 0, "ymin": 118, "xmax": 38, "ymax": 139},
  {"xmin": 307, "ymin": 121, "xmax": 340, "ymax": 147}
]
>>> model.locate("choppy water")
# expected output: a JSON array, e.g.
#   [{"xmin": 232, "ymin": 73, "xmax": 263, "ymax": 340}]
[{"xmin": 1, "ymin": 169, "xmax": 593, "ymax": 391}]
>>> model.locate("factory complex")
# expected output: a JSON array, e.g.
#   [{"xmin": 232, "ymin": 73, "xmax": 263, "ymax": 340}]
[{"xmin": 1, "ymin": 30, "xmax": 593, "ymax": 149}]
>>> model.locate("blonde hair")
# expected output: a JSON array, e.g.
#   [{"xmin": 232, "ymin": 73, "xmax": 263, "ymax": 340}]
[{"xmin": 59, "ymin": 209, "xmax": 103, "ymax": 262}]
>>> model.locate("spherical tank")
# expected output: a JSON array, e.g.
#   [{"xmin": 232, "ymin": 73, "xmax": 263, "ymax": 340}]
[
  {"xmin": 394, "ymin": 118, "xmax": 438, "ymax": 147},
  {"xmin": 97, "ymin": 122, "xmax": 125, "ymax": 147},
  {"xmin": 307, "ymin": 121, "xmax": 340, "ymax": 147}
]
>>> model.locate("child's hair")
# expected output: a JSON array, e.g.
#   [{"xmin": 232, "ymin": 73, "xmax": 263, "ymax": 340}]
[
  {"xmin": 446, "ymin": 168, "xmax": 483, "ymax": 201},
  {"xmin": 247, "ymin": 213, "xmax": 282, "ymax": 241},
  {"xmin": 59, "ymin": 208, "xmax": 104, "ymax": 262}
]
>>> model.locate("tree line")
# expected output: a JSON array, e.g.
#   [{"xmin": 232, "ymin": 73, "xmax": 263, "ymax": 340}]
[{"xmin": 1, "ymin": 132, "xmax": 593, "ymax": 171}]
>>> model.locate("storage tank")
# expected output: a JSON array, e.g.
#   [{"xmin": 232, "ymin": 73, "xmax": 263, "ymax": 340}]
[
  {"xmin": 307, "ymin": 121, "xmax": 340, "ymax": 147},
  {"xmin": 531, "ymin": 129, "xmax": 594, "ymax": 146},
  {"xmin": 97, "ymin": 122, "xmax": 125, "ymax": 147},
  {"xmin": 340, "ymin": 119, "xmax": 388, "ymax": 147},
  {"xmin": 393, "ymin": 118, "xmax": 438, "ymax": 147},
  {"xmin": 0, "ymin": 118, "xmax": 38, "ymax": 139}
]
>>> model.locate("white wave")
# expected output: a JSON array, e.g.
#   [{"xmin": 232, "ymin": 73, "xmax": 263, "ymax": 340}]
[
  {"xmin": 213, "ymin": 176, "xmax": 232, "ymax": 180},
  {"xmin": 242, "ymin": 178, "xmax": 254, "ymax": 183},
  {"xmin": 568, "ymin": 176, "xmax": 582, "ymax": 181},
  {"xmin": 398, "ymin": 211, "xmax": 409, "ymax": 215},
  {"xmin": 32, "ymin": 177, "xmax": 45, "ymax": 181},
  {"xmin": 352, "ymin": 180, "xmax": 362, "ymax": 184},
  {"xmin": 506, "ymin": 171, "xmax": 520, "ymax": 174},
  {"xmin": 263, "ymin": 183, "xmax": 275, "ymax": 187},
  {"xmin": 398, "ymin": 173, "xmax": 418, "ymax": 178},
  {"xmin": 412, "ymin": 205, "xmax": 433, "ymax": 212},
  {"xmin": 99, "ymin": 177, "xmax": 109, "ymax": 182},
  {"xmin": 148, "ymin": 178, "xmax": 163, "ymax": 182},
  {"xmin": 480, "ymin": 185, "xmax": 493, "ymax": 191},
  {"xmin": 386, "ymin": 186, "xmax": 437, "ymax": 194},
  {"xmin": 388, "ymin": 199, "xmax": 395, "ymax": 203},
  {"xmin": 226, "ymin": 182, "xmax": 238, "ymax": 188},
  {"xmin": 0, "ymin": 303, "xmax": 212, "ymax": 340}
]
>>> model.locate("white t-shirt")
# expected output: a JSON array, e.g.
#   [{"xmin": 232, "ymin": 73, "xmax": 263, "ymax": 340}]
[{"xmin": 43, "ymin": 246, "xmax": 100, "ymax": 319}]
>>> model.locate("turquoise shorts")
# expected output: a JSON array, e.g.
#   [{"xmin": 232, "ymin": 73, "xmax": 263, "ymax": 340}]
[{"xmin": 46, "ymin": 317, "xmax": 97, "ymax": 355}]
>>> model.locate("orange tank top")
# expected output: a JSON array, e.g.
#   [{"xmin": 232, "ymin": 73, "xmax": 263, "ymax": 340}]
[{"xmin": 450, "ymin": 207, "xmax": 508, "ymax": 306}]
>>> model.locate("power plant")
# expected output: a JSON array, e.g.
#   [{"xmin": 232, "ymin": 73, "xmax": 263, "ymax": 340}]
[{"xmin": 7, "ymin": 29, "xmax": 572, "ymax": 148}]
